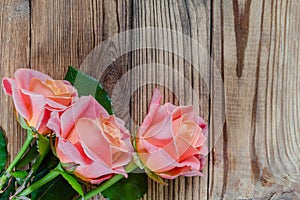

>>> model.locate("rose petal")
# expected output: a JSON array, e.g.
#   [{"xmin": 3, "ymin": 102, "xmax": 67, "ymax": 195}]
[
  {"xmin": 14, "ymin": 68, "xmax": 52, "ymax": 90},
  {"xmin": 29, "ymin": 78, "xmax": 55, "ymax": 96},
  {"xmin": 36, "ymin": 109, "xmax": 52, "ymax": 134},
  {"xmin": 89, "ymin": 174, "xmax": 113, "ymax": 185},
  {"xmin": 113, "ymin": 117, "xmax": 131, "ymax": 140},
  {"xmin": 2, "ymin": 78, "xmax": 13, "ymax": 95},
  {"xmin": 111, "ymin": 143, "xmax": 132, "ymax": 169},
  {"xmin": 78, "ymin": 143, "xmax": 128, "ymax": 179},
  {"xmin": 143, "ymin": 113, "xmax": 174, "ymax": 145},
  {"xmin": 165, "ymin": 103, "xmax": 177, "ymax": 113},
  {"xmin": 2, "ymin": 78, "xmax": 30, "ymax": 119},
  {"xmin": 60, "ymin": 96, "xmax": 108, "ymax": 137},
  {"xmin": 56, "ymin": 139, "xmax": 92, "ymax": 166},
  {"xmin": 171, "ymin": 106, "xmax": 193, "ymax": 121},
  {"xmin": 61, "ymin": 80, "xmax": 78, "ymax": 97},
  {"xmin": 75, "ymin": 145, "xmax": 115, "ymax": 178},
  {"xmin": 193, "ymin": 115, "xmax": 208, "ymax": 136},
  {"xmin": 52, "ymin": 95, "xmax": 132, "ymax": 184},
  {"xmin": 76, "ymin": 118, "xmax": 112, "ymax": 166},
  {"xmin": 136, "ymin": 88, "xmax": 208, "ymax": 179},
  {"xmin": 20, "ymin": 91, "xmax": 46, "ymax": 130},
  {"xmin": 138, "ymin": 139, "xmax": 177, "ymax": 173},
  {"xmin": 46, "ymin": 111, "xmax": 61, "ymax": 137},
  {"xmin": 158, "ymin": 166, "xmax": 203, "ymax": 179},
  {"xmin": 149, "ymin": 88, "xmax": 162, "ymax": 108},
  {"xmin": 47, "ymin": 96, "xmax": 73, "ymax": 107}
]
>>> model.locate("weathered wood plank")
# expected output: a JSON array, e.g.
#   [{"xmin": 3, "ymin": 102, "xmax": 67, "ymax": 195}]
[
  {"xmin": 0, "ymin": 0, "xmax": 30, "ymax": 164},
  {"xmin": 30, "ymin": 0, "xmax": 131, "ymax": 199},
  {"xmin": 131, "ymin": 0, "xmax": 211, "ymax": 199},
  {"xmin": 1, "ymin": 0, "xmax": 300, "ymax": 199},
  {"xmin": 210, "ymin": 0, "xmax": 300, "ymax": 199},
  {"xmin": 30, "ymin": 0, "xmax": 94, "ymax": 77}
]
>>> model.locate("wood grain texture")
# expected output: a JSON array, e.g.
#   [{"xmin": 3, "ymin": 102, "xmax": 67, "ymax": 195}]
[
  {"xmin": 210, "ymin": 0, "xmax": 300, "ymax": 199},
  {"xmin": 0, "ymin": 0, "xmax": 30, "ymax": 164},
  {"xmin": 0, "ymin": 0, "xmax": 299, "ymax": 199},
  {"xmin": 131, "ymin": 1, "xmax": 211, "ymax": 200},
  {"xmin": 30, "ymin": 1, "xmax": 131, "ymax": 199}
]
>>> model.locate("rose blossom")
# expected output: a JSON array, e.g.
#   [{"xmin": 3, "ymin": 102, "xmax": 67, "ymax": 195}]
[
  {"xmin": 2, "ymin": 68, "xmax": 78, "ymax": 134},
  {"xmin": 136, "ymin": 89, "xmax": 208, "ymax": 179},
  {"xmin": 47, "ymin": 96, "xmax": 133, "ymax": 184}
]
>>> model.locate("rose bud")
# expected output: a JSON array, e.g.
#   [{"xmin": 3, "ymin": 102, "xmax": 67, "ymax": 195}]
[
  {"xmin": 136, "ymin": 89, "xmax": 208, "ymax": 179},
  {"xmin": 2, "ymin": 68, "xmax": 78, "ymax": 134},
  {"xmin": 47, "ymin": 96, "xmax": 133, "ymax": 184}
]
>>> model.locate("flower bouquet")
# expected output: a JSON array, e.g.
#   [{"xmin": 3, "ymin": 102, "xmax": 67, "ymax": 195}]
[{"xmin": 0, "ymin": 67, "xmax": 208, "ymax": 200}]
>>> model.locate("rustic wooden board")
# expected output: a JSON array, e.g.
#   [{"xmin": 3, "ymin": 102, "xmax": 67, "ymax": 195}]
[
  {"xmin": 131, "ymin": 1, "xmax": 211, "ymax": 200},
  {"xmin": 210, "ymin": 0, "xmax": 300, "ymax": 199},
  {"xmin": 0, "ymin": 0, "xmax": 299, "ymax": 199},
  {"xmin": 0, "ymin": 0, "xmax": 30, "ymax": 164},
  {"xmin": 30, "ymin": 0, "xmax": 131, "ymax": 199}
]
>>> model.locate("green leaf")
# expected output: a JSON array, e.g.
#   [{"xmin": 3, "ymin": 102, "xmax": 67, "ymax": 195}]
[
  {"xmin": 32, "ymin": 134, "xmax": 50, "ymax": 172},
  {"xmin": 102, "ymin": 173, "xmax": 148, "ymax": 200},
  {"xmin": 0, "ymin": 127, "xmax": 7, "ymax": 172},
  {"xmin": 64, "ymin": 66, "xmax": 113, "ymax": 114},
  {"xmin": 32, "ymin": 150, "xmax": 59, "ymax": 179},
  {"xmin": 15, "ymin": 143, "xmax": 38, "ymax": 169},
  {"xmin": 30, "ymin": 153, "xmax": 78, "ymax": 200},
  {"xmin": 65, "ymin": 66, "xmax": 113, "ymax": 115},
  {"xmin": 36, "ymin": 134, "xmax": 49, "ymax": 155},
  {"xmin": 53, "ymin": 163, "xmax": 84, "ymax": 197},
  {"xmin": 57, "ymin": 170, "xmax": 84, "ymax": 197},
  {"xmin": 31, "ymin": 176, "xmax": 78, "ymax": 200},
  {"xmin": 17, "ymin": 135, "xmax": 51, "ymax": 174},
  {"xmin": 11, "ymin": 171, "xmax": 28, "ymax": 185},
  {"xmin": 38, "ymin": 151, "xmax": 60, "ymax": 171},
  {"xmin": 0, "ymin": 178, "xmax": 16, "ymax": 199}
]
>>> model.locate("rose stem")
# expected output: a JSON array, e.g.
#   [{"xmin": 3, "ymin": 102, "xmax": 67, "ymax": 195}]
[
  {"xmin": 0, "ymin": 130, "xmax": 34, "ymax": 190},
  {"xmin": 81, "ymin": 162, "xmax": 138, "ymax": 200},
  {"xmin": 17, "ymin": 165, "xmax": 60, "ymax": 197}
]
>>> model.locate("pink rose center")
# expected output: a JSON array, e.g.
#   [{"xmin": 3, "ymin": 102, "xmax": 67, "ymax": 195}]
[
  {"xmin": 97, "ymin": 116, "xmax": 122, "ymax": 147},
  {"xmin": 67, "ymin": 116, "xmax": 123, "ymax": 148},
  {"xmin": 44, "ymin": 79, "xmax": 72, "ymax": 97},
  {"xmin": 29, "ymin": 78, "xmax": 74, "ymax": 106},
  {"xmin": 29, "ymin": 78, "xmax": 72, "ymax": 97}
]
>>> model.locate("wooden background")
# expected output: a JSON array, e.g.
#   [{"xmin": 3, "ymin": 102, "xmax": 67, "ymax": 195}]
[{"xmin": 0, "ymin": 0, "xmax": 299, "ymax": 199}]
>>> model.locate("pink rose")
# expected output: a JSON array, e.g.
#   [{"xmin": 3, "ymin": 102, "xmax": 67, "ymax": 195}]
[
  {"xmin": 2, "ymin": 68, "xmax": 78, "ymax": 134},
  {"xmin": 136, "ymin": 89, "xmax": 208, "ymax": 179},
  {"xmin": 47, "ymin": 96, "xmax": 133, "ymax": 184}
]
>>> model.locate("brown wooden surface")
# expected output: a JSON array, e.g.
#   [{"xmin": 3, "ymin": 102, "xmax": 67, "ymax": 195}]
[{"xmin": 0, "ymin": 0, "xmax": 299, "ymax": 199}]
